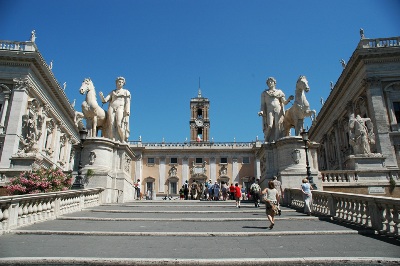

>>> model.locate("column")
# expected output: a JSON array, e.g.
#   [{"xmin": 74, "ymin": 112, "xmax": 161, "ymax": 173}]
[
  {"xmin": 232, "ymin": 157, "xmax": 239, "ymax": 183},
  {"xmin": 333, "ymin": 120, "xmax": 343, "ymax": 170},
  {"xmin": 0, "ymin": 79, "xmax": 29, "ymax": 168},
  {"xmin": 182, "ymin": 157, "xmax": 189, "ymax": 184},
  {"xmin": 255, "ymin": 157, "xmax": 261, "ymax": 179},
  {"xmin": 0, "ymin": 90, "xmax": 10, "ymax": 133},
  {"xmin": 159, "ymin": 157, "xmax": 165, "ymax": 193},
  {"xmin": 210, "ymin": 157, "xmax": 216, "ymax": 182},
  {"xmin": 365, "ymin": 78, "xmax": 398, "ymax": 168}
]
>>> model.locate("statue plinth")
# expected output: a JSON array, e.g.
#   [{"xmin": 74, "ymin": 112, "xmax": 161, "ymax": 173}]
[
  {"xmin": 344, "ymin": 154, "xmax": 387, "ymax": 181},
  {"xmin": 258, "ymin": 136, "xmax": 321, "ymax": 190},
  {"xmin": 78, "ymin": 137, "xmax": 135, "ymax": 203}
]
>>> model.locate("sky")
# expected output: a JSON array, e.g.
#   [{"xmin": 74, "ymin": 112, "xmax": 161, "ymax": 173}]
[{"xmin": 1, "ymin": 0, "xmax": 399, "ymax": 143}]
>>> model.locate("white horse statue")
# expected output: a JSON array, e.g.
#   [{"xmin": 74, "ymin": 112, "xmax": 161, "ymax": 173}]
[
  {"xmin": 283, "ymin": 75, "xmax": 316, "ymax": 136},
  {"xmin": 79, "ymin": 78, "xmax": 108, "ymax": 138}
]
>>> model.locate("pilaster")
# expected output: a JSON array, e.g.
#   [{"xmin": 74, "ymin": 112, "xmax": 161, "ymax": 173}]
[
  {"xmin": 365, "ymin": 78, "xmax": 398, "ymax": 169},
  {"xmin": 0, "ymin": 78, "xmax": 29, "ymax": 168}
]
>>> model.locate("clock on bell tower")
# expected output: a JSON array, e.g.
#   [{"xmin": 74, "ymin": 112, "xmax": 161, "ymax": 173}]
[{"xmin": 190, "ymin": 88, "xmax": 210, "ymax": 143}]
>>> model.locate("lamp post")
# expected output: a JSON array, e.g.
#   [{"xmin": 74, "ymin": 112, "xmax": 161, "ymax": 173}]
[
  {"xmin": 300, "ymin": 130, "xmax": 317, "ymax": 189},
  {"xmin": 72, "ymin": 128, "xmax": 88, "ymax": 189}
]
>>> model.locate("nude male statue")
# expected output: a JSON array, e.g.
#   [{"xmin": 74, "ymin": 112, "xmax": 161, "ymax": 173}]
[
  {"xmin": 258, "ymin": 77, "xmax": 293, "ymax": 142},
  {"xmin": 99, "ymin": 77, "xmax": 131, "ymax": 142}
]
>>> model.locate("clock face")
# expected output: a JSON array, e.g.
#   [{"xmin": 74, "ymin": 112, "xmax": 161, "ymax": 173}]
[{"xmin": 195, "ymin": 119, "xmax": 204, "ymax": 127}]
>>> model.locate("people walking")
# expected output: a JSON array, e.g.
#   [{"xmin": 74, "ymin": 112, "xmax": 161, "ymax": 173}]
[
  {"xmin": 261, "ymin": 181, "xmax": 280, "ymax": 229},
  {"xmin": 272, "ymin": 176, "xmax": 284, "ymax": 215},
  {"xmin": 221, "ymin": 181, "xmax": 228, "ymax": 201},
  {"xmin": 250, "ymin": 178, "xmax": 261, "ymax": 207},
  {"xmin": 229, "ymin": 183, "xmax": 235, "ymax": 200},
  {"xmin": 234, "ymin": 183, "xmax": 241, "ymax": 208},
  {"xmin": 184, "ymin": 180, "xmax": 189, "ymax": 200},
  {"xmin": 213, "ymin": 181, "xmax": 220, "ymax": 201},
  {"xmin": 301, "ymin": 178, "xmax": 313, "ymax": 215}
]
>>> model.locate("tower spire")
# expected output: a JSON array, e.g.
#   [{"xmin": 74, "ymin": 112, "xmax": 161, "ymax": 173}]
[{"xmin": 198, "ymin": 77, "xmax": 202, "ymax": 98}]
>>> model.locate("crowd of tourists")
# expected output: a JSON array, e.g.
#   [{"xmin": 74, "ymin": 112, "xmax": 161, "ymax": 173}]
[
  {"xmin": 135, "ymin": 176, "xmax": 313, "ymax": 230},
  {"xmin": 178, "ymin": 180, "xmax": 245, "ymax": 201}
]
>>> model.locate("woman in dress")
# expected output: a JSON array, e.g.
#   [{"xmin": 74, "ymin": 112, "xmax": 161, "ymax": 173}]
[
  {"xmin": 261, "ymin": 181, "xmax": 280, "ymax": 229},
  {"xmin": 301, "ymin": 178, "xmax": 313, "ymax": 215}
]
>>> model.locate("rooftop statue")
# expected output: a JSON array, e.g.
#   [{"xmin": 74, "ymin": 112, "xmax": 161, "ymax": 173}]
[
  {"xmin": 258, "ymin": 77, "xmax": 293, "ymax": 142},
  {"xmin": 79, "ymin": 78, "xmax": 108, "ymax": 138},
  {"xmin": 99, "ymin": 77, "xmax": 131, "ymax": 142},
  {"xmin": 283, "ymin": 75, "xmax": 316, "ymax": 136}
]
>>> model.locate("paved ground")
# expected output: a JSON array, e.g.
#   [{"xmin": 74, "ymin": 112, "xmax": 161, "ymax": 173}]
[{"xmin": 0, "ymin": 200, "xmax": 399, "ymax": 265}]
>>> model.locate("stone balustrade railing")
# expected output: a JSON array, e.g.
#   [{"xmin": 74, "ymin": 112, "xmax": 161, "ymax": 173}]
[
  {"xmin": 359, "ymin": 37, "xmax": 400, "ymax": 49},
  {"xmin": 0, "ymin": 40, "xmax": 36, "ymax": 52},
  {"xmin": 284, "ymin": 188, "xmax": 400, "ymax": 238},
  {"xmin": 320, "ymin": 170, "xmax": 396, "ymax": 183},
  {"xmin": 0, "ymin": 188, "xmax": 104, "ymax": 234},
  {"xmin": 128, "ymin": 141, "xmax": 258, "ymax": 148},
  {"xmin": 320, "ymin": 170, "xmax": 358, "ymax": 182}
]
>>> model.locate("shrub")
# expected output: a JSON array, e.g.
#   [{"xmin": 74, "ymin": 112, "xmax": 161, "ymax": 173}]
[{"xmin": 6, "ymin": 167, "xmax": 73, "ymax": 195}]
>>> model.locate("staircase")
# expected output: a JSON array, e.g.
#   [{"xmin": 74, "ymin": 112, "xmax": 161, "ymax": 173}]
[{"xmin": 0, "ymin": 200, "xmax": 399, "ymax": 265}]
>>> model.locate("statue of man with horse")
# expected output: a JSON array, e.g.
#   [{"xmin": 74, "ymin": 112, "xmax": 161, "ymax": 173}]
[
  {"xmin": 258, "ymin": 75, "xmax": 316, "ymax": 143},
  {"xmin": 258, "ymin": 77, "xmax": 294, "ymax": 142},
  {"xmin": 79, "ymin": 77, "xmax": 131, "ymax": 143}
]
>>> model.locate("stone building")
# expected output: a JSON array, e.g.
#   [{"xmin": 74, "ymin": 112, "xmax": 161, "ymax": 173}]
[
  {"xmin": 129, "ymin": 90, "xmax": 261, "ymax": 199},
  {"xmin": 310, "ymin": 36, "xmax": 400, "ymax": 197},
  {"xmin": 0, "ymin": 39, "xmax": 80, "ymax": 187},
  {"xmin": 1, "ymin": 33, "xmax": 399, "ymax": 199}
]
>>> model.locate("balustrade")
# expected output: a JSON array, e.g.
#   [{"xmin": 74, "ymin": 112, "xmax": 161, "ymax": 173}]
[
  {"xmin": 285, "ymin": 188, "xmax": 400, "ymax": 238},
  {"xmin": 0, "ymin": 188, "xmax": 104, "ymax": 234}
]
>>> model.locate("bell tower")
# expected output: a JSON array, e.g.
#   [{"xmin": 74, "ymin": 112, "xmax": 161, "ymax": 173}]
[{"xmin": 190, "ymin": 88, "xmax": 210, "ymax": 143}]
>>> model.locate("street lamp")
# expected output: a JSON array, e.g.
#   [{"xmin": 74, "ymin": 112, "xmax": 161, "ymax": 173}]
[
  {"xmin": 300, "ymin": 130, "xmax": 317, "ymax": 189},
  {"xmin": 72, "ymin": 128, "xmax": 88, "ymax": 189}
]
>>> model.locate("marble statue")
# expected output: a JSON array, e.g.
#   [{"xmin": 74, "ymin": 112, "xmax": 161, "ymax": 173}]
[
  {"xmin": 349, "ymin": 113, "xmax": 375, "ymax": 155},
  {"xmin": 340, "ymin": 59, "xmax": 346, "ymax": 69},
  {"xmin": 283, "ymin": 75, "xmax": 316, "ymax": 136},
  {"xmin": 30, "ymin": 30, "xmax": 36, "ymax": 42},
  {"xmin": 360, "ymin": 28, "xmax": 365, "ymax": 39},
  {"xmin": 258, "ymin": 77, "xmax": 293, "ymax": 142},
  {"xmin": 99, "ymin": 77, "xmax": 131, "ymax": 142},
  {"xmin": 79, "ymin": 78, "xmax": 108, "ymax": 138}
]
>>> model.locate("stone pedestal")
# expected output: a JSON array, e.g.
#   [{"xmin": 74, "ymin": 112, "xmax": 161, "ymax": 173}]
[
  {"xmin": 345, "ymin": 154, "xmax": 387, "ymax": 181},
  {"xmin": 78, "ymin": 137, "xmax": 135, "ymax": 203},
  {"xmin": 257, "ymin": 136, "xmax": 321, "ymax": 190}
]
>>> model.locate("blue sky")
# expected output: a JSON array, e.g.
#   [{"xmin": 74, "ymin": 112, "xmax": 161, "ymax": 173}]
[{"xmin": 1, "ymin": 0, "xmax": 399, "ymax": 143}]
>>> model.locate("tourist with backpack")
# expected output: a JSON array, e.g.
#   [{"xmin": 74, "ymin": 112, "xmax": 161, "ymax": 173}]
[{"xmin": 250, "ymin": 178, "xmax": 261, "ymax": 207}]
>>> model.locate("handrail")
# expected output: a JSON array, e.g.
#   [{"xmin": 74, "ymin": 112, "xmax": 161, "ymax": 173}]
[
  {"xmin": 0, "ymin": 188, "xmax": 104, "ymax": 234},
  {"xmin": 284, "ymin": 188, "xmax": 400, "ymax": 237}
]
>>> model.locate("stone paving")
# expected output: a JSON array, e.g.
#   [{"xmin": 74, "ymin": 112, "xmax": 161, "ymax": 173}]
[{"xmin": 0, "ymin": 200, "xmax": 399, "ymax": 265}]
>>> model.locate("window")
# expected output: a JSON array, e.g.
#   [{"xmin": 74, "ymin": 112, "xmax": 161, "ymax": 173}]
[
  {"xmin": 197, "ymin": 108, "xmax": 203, "ymax": 118},
  {"xmin": 195, "ymin": 157, "xmax": 203, "ymax": 164},
  {"xmin": 220, "ymin": 157, "xmax": 227, "ymax": 164},
  {"xmin": 394, "ymin": 102, "xmax": 400, "ymax": 124},
  {"xmin": 242, "ymin": 157, "xmax": 250, "ymax": 164},
  {"xmin": 170, "ymin": 181, "xmax": 177, "ymax": 194},
  {"xmin": 147, "ymin": 158, "xmax": 155, "ymax": 164},
  {"xmin": 170, "ymin": 157, "xmax": 178, "ymax": 164}
]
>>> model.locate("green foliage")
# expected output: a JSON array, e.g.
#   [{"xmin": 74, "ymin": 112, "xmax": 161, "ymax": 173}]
[{"xmin": 389, "ymin": 176, "xmax": 396, "ymax": 194}]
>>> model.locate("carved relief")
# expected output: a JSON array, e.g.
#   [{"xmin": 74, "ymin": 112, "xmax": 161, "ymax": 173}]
[
  {"xmin": 291, "ymin": 149, "xmax": 301, "ymax": 164},
  {"xmin": 349, "ymin": 112, "xmax": 375, "ymax": 155},
  {"xmin": 124, "ymin": 153, "xmax": 131, "ymax": 173},
  {"xmin": 17, "ymin": 115, "xmax": 39, "ymax": 154},
  {"xmin": 169, "ymin": 165, "xmax": 178, "ymax": 177},
  {"xmin": 89, "ymin": 151, "xmax": 96, "ymax": 165},
  {"xmin": 44, "ymin": 119, "xmax": 55, "ymax": 156},
  {"xmin": 219, "ymin": 164, "xmax": 228, "ymax": 176}
]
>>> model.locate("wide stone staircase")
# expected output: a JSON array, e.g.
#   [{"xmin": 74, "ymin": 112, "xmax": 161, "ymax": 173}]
[{"xmin": 0, "ymin": 200, "xmax": 399, "ymax": 265}]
